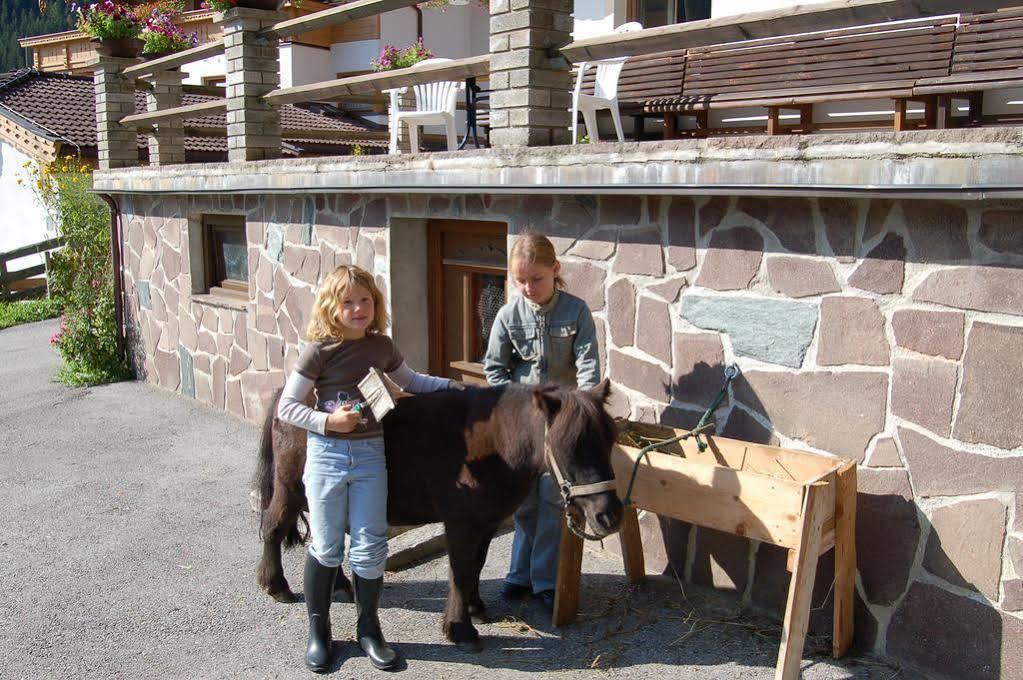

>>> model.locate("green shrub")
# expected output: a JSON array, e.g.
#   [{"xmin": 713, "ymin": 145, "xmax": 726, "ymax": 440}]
[
  {"xmin": 0, "ymin": 298, "xmax": 61, "ymax": 331},
  {"xmin": 28, "ymin": 156, "xmax": 130, "ymax": 386}
]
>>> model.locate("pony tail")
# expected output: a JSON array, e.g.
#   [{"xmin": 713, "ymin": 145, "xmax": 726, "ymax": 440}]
[{"xmin": 254, "ymin": 389, "xmax": 279, "ymax": 538}]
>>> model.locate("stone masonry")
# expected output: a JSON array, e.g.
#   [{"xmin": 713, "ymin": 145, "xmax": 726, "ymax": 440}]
[
  {"xmin": 487, "ymin": 0, "xmax": 574, "ymax": 147},
  {"xmin": 92, "ymin": 56, "xmax": 140, "ymax": 170},
  {"xmin": 116, "ymin": 191, "xmax": 1023, "ymax": 680},
  {"xmin": 145, "ymin": 70, "xmax": 186, "ymax": 166},
  {"xmin": 220, "ymin": 8, "xmax": 283, "ymax": 162}
]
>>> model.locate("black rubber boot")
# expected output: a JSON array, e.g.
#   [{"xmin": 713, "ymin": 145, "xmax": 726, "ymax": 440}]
[
  {"xmin": 353, "ymin": 574, "xmax": 400, "ymax": 671},
  {"xmin": 304, "ymin": 554, "xmax": 337, "ymax": 673}
]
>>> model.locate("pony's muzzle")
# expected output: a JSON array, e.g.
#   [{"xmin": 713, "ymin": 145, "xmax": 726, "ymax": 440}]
[{"xmin": 571, "ymin": 492, "xmax": 623, "ymax": 538}]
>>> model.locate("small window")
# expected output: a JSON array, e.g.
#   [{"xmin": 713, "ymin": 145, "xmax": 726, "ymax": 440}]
[
  {"xmin": 202, "ymin": 75, "xmax": 226, "ymax": 88},
  {"xmin": 202, "ymin": 215, "xmax": 248, "ymax": 301},
  {"xmin": 631, "ymin": 0, "xmax": 711, "ymax": 27}
]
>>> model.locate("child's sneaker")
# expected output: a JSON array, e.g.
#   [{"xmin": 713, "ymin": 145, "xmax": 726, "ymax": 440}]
[
  {"xmin": 501, "ymin": 582, "xmax": 531, "ymax": 601},
  {"xmin": 535, "ymin": 589, "xmax": 556, "ymax": 612}
]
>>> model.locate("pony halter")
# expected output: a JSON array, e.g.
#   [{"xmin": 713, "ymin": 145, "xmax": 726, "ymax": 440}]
[{"xmin": 543, "ymin": 425, "xmax": 617, "ymax": 541}]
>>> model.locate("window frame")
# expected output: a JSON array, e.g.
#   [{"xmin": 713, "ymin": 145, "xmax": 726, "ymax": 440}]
[
  {"xmin": 201, "ymin": 214, "xmax": 249, "ymax": 302},
  {"xmin": 627, "ymin": 0, "xmax": 712, "ymax": 27}
]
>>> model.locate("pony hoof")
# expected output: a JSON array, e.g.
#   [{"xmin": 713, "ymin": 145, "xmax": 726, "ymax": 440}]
[
  {"xmin": 269, "ymin": 589, "xmax": 299, "ymax": 604},
  {"xmin": 456, "ymin": 639, "xmax": 484, "ymax": 653}
]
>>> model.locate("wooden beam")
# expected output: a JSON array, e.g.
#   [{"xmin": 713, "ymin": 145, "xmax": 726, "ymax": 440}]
[
  {"xmin": 0, "ymin": 237, "xmax": 65, "ymax": 263},
  {"xmin": 775, "ymin": 480, "xmax": 835, "ymax": 680},
  {"xmin": 119, "ymin": 99, "xmax": 226, "ymax": 128},
  {"xmin": 123, "ymin": 39, "xmax": 225, "ymax": 77},
  {"xmin": 262, "ymin": 0, "xmax": 424, "ymax": 41},
  {"xmin": 552, "ymin": 523, "xmax": 584, "ymax": 627},
  {"xmin": 559, "ymin": 0, "xmax": 1011, "ymax": 62},
  {"xmin": 619, "ymin": 505, "xmax": 646, "ymax": 584},
  {"xmin": 264, "ymin": 54, "xmax": 489, "ymax": 106},
  {"xmin": 832, "ymin": 462, "xmax": 857, "ymax": 659}
]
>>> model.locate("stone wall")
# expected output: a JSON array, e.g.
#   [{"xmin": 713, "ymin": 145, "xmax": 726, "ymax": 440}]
[{"xmin": 117, "ymin": 190, "xmax": 1022, "ymax": 679}]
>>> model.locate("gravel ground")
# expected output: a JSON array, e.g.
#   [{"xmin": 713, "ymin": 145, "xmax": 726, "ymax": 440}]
[{"xmin": 0, "ymin": 319, "xmax": 913, "ymax": 680}]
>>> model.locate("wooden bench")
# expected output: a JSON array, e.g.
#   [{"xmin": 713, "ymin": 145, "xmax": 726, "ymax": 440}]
[
  {"xmin": 577, "ymin": 49, "xmax": 686, "ymax": 140},
  {"xmin": 915, "ymin": 7, "xmax": 1023, "ymax": 126},
  {"xmin": 645, "ymin": 16, "xmax": 957, "ymax": 135}
]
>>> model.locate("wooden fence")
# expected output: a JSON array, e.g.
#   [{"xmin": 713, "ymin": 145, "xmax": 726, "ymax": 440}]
[{"xmin": 0, "ymin": 237, "xmax": 65, "ymax": 301}]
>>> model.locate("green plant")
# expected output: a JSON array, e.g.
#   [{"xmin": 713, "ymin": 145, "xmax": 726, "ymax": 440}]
[
  {"xmin": 200, "ymin": 0, "xmax": 239, "ymax": 11},
  {"xmin": 351, "ymin": 144, "xmax": 365, "ymax": 156},
  {"xmin": 141, "ymin": 9, "xmax": 197, "ymax": 54},
  {"xmin": 371, "ymin": 37, "xmax": 433, "ymax": 71},
  {"xmin": 72, "ymin": 1, "xmax": 143, "ymax": 40},
  {"xmin": 28, "ymin": 156, "xmax": 130, "ymax": 386},
  {"xmin": 0, "ymin": 298, "xmax": 62, "ymax": 331}
]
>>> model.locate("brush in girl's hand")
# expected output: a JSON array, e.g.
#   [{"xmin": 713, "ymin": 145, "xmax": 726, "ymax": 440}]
[{"xmin": 357, "ymin": 368, "xmax": 404, "ymax": 421}]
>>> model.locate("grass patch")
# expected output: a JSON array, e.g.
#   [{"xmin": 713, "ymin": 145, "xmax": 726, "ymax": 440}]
[{"xmin": 0, "ymin": 297, "xmax": 61, "ymax": 331}]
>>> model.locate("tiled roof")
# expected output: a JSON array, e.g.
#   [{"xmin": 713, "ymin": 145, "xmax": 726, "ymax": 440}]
[{"xmin": 0, "ymin": 70, "xmax": 386, "ymax": 157}]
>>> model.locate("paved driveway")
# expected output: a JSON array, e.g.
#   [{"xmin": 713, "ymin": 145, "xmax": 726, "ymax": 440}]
[{"xmin": 0, "ymin": 319, "xmax": 910, "ymax": 679}]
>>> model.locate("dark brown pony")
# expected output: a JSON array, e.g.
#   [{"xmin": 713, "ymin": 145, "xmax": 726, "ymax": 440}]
[{"xmin": 255, "ymin": 379, "xmax": 623, "ymax": 650}]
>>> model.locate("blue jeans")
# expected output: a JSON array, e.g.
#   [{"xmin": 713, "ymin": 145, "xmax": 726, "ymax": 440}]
[
  {"xmin": 506, "ymin": 473, "xmax": 563, "ymax": 594},
  {"xmin": 304, "ymin": 433, "xmax": 388, "ymax": 579}
]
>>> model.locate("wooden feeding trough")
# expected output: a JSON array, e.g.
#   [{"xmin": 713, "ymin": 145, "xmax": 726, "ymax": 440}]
[{"xmin": 553, "ymin": 420, "xmax": 857, "ymax": 680}]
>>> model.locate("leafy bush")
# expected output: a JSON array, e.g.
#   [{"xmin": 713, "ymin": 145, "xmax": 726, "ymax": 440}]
[
  {"xmin": 0, "ymin": 298, "xmax": 61, "ymax": 331},
  {"xmin": 27, "ymin": 156, "xmax": 131, "ymax": 386}
]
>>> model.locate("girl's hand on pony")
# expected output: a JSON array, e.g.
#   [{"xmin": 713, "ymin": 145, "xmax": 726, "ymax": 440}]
[
  {"xmin": 448, "ymin": 380, "xmax": 467, "ymax": 391},
  {"xmin": 325, "ymin": 405, "xmax": 362, "ymax": 433}
]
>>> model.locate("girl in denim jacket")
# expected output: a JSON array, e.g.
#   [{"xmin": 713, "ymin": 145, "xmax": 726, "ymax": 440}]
[
  {"xmin": 483, "ymin": 232, "xmax": 601, "ymax": 611},
  {"xmin": 277, "ymin": 265, "xmax": 455, "ymax": 673}
]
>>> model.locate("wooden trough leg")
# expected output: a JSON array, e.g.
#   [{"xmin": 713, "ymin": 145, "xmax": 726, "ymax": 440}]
[
  {"xmin": 775, "ymin": 482, "xmax": 833, "ymax": 680},
  {"xmin": 832, "ymin": 463, "xmax": 857, "ymax": 658},
  {"xmin": 620, "ymin": 504, "xmax": 646, "ymax": 584},
  {"xmin": 552, "ymin": 522, "xmax": 584, "ymax": 627}
]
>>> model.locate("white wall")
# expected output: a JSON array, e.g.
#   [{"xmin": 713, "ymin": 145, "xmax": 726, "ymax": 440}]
[
  {"xmin": 0, "ymin": 142, "xmax": 53, "ymax": 270},
  {"xmin": 711, "ymin": 0, "xmax": 831, "ymax": 17},
  {"xmin": 181, "ymin": 54, "xmax": 226, "ymax": 86},
  {"xmin": 574, "ymin": 0, "xmax": 616, "ymax": 37},
  {"xmin": 280, "ymin": 43, "xmax": 335, "ymax": 88}
]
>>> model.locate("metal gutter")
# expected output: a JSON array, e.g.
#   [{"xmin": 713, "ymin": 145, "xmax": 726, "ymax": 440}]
[
  {"xmin": 96, "ymin": 193, "xmax": 127, "ymax": 365},
  {"xmin": 88, "ymin": 183, "xmax": 1023, "ymax": 200}
]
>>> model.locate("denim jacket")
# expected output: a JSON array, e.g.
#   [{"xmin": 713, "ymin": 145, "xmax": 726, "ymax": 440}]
[{"xmin": 483, "ymin": 289, "xmax": 601, "ymax": 389}]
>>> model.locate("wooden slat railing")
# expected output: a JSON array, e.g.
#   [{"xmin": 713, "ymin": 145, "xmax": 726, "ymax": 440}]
[
  {"xmin": 264, "ymin": 54, "xmax": 490, "ymax": 106},
  {"xmin": 558, "ymin": 0, "xmax": 1011, "ymax": 63},
  {"xmin": 119, "ymin": 99, "xmax": 227, "ymax": 129},
  {"xmin": 261, "ymin": 0, "xmax": 424, "ymax": 40},
  {"xmin": 123, "ymin": 39, "xmax": 226, "ymax": 77},
  {"xmin": 0, "ymin": 236, "xmax": 65, "ymax": 301}
]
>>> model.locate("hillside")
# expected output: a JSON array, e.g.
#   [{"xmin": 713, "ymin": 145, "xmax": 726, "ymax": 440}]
[{"xmin": 0, "ymin": 0, "xmax": 73, "ymax": 72}]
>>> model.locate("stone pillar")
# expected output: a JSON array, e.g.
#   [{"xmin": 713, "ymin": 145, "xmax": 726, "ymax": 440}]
[
  {"xmin": 219, "ymin": 7, "xmax": 283, "ymax": 162},
  {"xmin": 93, "ymin": 57, "xmax": 140, "ymax": 170},
  {"xmin": 488, "ymin": 0, "xmax": 574, "ymax": 147},
  {"xmin": 146, "ymin": 70, "xmax": 186, "ymax": 166}
]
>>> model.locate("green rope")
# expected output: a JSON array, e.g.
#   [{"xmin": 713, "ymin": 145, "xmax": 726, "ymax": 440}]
[{"xmin": 621, "ymin": 366, "xmax": 739, "ymax": 507}]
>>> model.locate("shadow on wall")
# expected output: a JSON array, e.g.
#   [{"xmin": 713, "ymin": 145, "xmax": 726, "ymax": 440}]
[{"xmin": 623, "ymin": 360, "xmax": 1014, "ymax": 680}]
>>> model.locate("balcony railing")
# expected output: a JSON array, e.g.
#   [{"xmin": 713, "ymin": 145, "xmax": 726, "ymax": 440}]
[
  {"xmin": 91, "ymin": 0, "xmax": 1023, "ymax": 170},
  {"xmin": 18, "ymin": 0, "xmax": 350, "ymax": 74}
]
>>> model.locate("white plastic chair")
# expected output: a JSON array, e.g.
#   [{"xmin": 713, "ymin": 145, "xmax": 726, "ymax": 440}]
[
  {"xmin": 571, "ymin": 22, "xmax": 643, "ymax": 144},
  {"xmin": 387, "ymin": 58, "xmax": 464, "ymax": 154}
]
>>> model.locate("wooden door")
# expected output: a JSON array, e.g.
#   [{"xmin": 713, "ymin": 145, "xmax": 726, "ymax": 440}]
[{"xmin": 427, "ymin": 219, "xmax": 507, "ymax": 384}]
